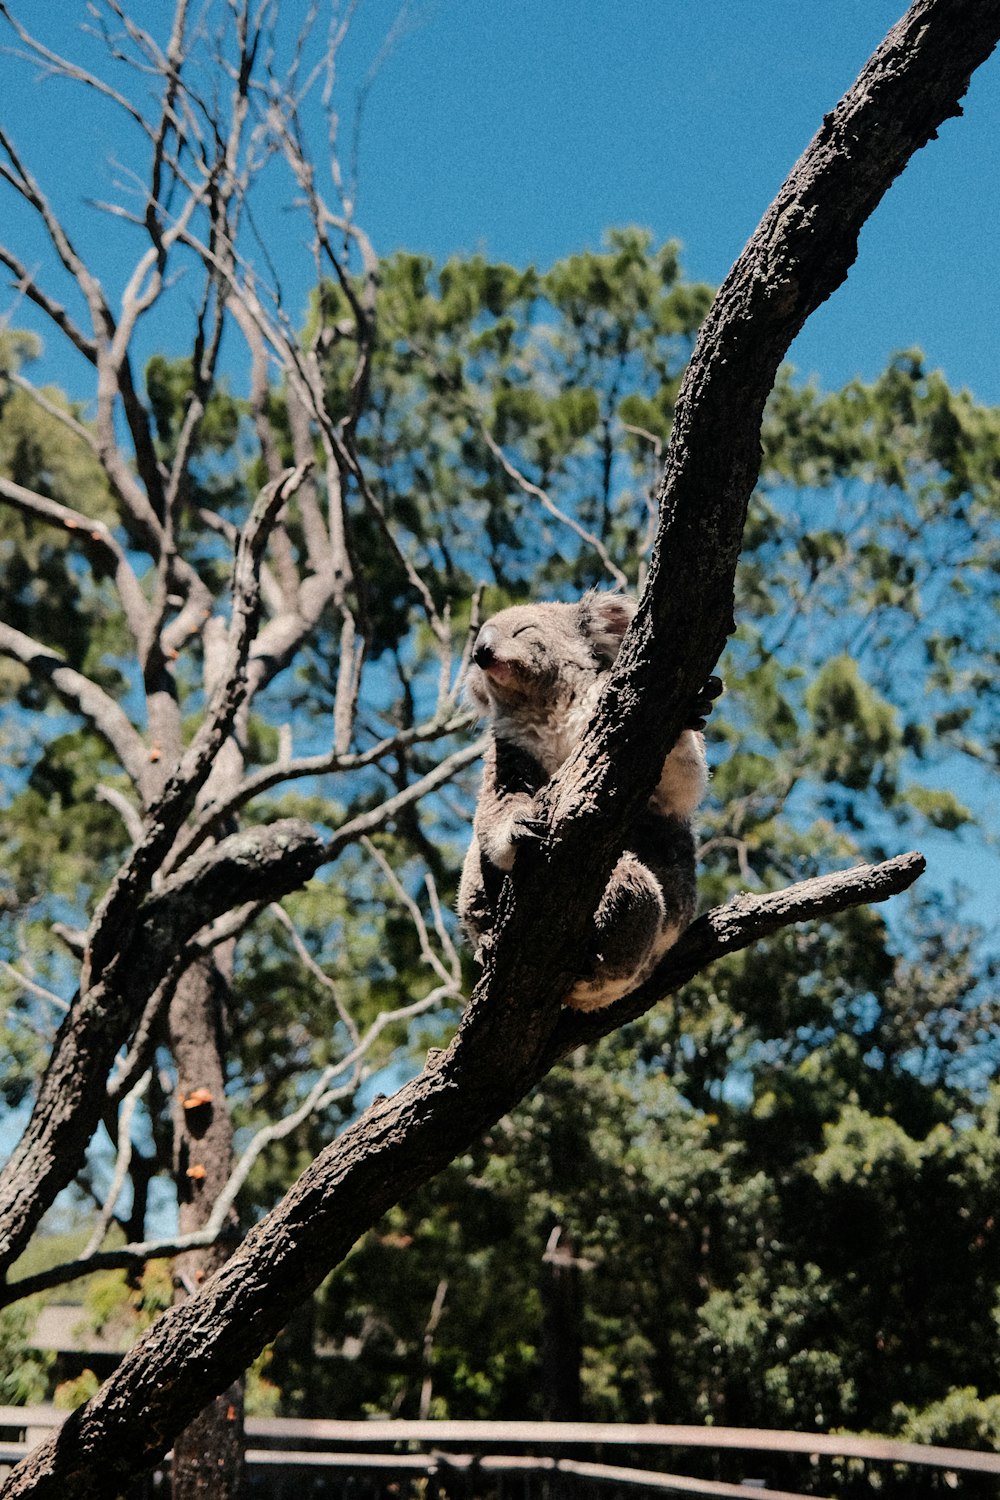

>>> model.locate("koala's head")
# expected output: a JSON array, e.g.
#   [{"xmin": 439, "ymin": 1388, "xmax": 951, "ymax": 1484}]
[{"xmin": 467, "ymin": 592, "xmax": 636, "ymax": 717}]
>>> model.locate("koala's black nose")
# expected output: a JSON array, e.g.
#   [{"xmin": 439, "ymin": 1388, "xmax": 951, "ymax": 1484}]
[{"xmin": 473, "ymin": 626, "xmax": 498, "ymax": 668}]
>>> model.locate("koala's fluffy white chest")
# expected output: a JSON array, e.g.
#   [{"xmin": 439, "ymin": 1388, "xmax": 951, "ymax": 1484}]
[{"xmin": 492, "ymin": 676, "xmax": 603, "ymax": 777}]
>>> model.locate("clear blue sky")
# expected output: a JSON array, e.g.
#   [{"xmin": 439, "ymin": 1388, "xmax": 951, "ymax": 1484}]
[
  {"xmin": 344, "ymin": 0, "xmax": 1000, "ymax": 405},
  {"xmin": 2, "ymin": 1, "xmax": 999, "ymax": 404}
]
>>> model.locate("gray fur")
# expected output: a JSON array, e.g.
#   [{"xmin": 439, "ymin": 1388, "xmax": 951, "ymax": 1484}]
[{"xmin": 458, "ymin": 593, "xmax": 708, "ymax": 1012}]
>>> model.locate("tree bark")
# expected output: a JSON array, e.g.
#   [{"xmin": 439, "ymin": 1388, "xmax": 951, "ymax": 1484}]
[
  {"xmin": 168, "ymin": 958, "xmax": 246, "ymax": 1500},
  {"xmin": 0, "ymin": 470, "xmax": 313, "ymax": 1281},
  {"xmin": 540, "ymin": 1228, "xmax": 584, "ymax": 1422},
  {"xmin": 4, "ymin": 0, "xmax": 997, "ymax": 1490}
]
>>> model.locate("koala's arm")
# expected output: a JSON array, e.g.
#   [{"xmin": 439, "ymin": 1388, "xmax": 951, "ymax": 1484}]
[
  {"xmin": 652, "ymin": 676, "xmax": 723, "ymax": 818},
  {"xmin": 473, "ymin": 737, "xmax": 547, "ymax": 872},
  {"xmin": 655, "ymin": 729, "xmax": 708, "ymax": 819}
]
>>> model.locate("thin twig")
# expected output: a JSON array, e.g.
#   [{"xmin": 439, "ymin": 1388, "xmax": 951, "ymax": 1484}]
[
  {"xmin": 163, "ymin": 709, "xmax": 475, "ymax": 871},
  {"xmin": 271, "ymin": 902, "xmax": 360, "ymax": 1051},
  {"xmin": 0, "ymin": 963, "xmax": 69, "ymax": 1015},
  {"xmin": 475, "ymin": 415, "xmax": 629, "ymax": 590},
  {"xmin": 82, "ymin": 1070, "xmax": 151, "ymax": 1258},
  {"xmin": 0, "ymin": 621, "xmax": 150, "ymax": 791}
]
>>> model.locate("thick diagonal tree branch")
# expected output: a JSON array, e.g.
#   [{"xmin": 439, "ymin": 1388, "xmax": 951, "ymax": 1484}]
[
  {"xmin": 0, "ymin": 852, "xmax": 920, "ymax": 1314},
  {"xmin": 0, "ymin": 819, "xmax": 326, "ymax": 1280},
  {"xmin": 4, "ymin": 3, "xmax": 992, "ymax": 1494},
  {"xmin": 546, "ymin": 851, "xmax": 928, "ymax": 1061}
]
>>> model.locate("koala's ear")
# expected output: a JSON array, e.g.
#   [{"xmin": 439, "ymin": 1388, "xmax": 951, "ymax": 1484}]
[{"xmin": 578, "ymin": 591, "xmax": 636, "ymax": 666}]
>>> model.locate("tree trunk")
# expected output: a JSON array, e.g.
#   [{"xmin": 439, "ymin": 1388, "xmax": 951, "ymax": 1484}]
[
  {"xmin": 540, "ymin": 1226, "xmax": 584, "ymax": 1421},
  {"xmin": 168, "ymin": 957, "xmax": 246, "ymax": 1500}
]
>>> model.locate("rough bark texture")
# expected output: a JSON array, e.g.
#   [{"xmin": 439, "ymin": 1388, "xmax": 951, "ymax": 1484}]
[
  {"xmin": 168, "ymin": 959, "xmax": 246, "ymax": 1500},
  {"xmin": 4, "ymin": 0, "xmax": 997, "ymax": 1490}
]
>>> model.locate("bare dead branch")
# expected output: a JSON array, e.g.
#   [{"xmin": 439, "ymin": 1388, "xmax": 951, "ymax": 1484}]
[
  {"xmin": 0, "ymin": 243, "xmax": 98, "ymax": 362},
  {"xmin": 50, "ymin": 924, "xmax": 86, "ymax": 960},
  {"xmin": 0, "ymin": 469, "xmax": 312, "ymax": 1276},
  {"xmin": 81, "ymin": 1070, "xmax": 151, "ymax": 1258},
  {"xmin": 474, "ymin": 411, "xmax": 630, "ymax": 590},
  {"xmin": 0, "ymin": 963, "xmax": 69, "ymax": 1015},
  {"xmin": 166, "ymin": 737, "xmax": 486, "ymax": 947},
  {"xmin": 0, "ymin": 4, "xmax": 151, "ymax": 134},
  {"xmin": 0, "ymin": 620, "xmax": 150, "ymax": 790},
  {"xmin": 0, "ymin": 127, "xmax": 108, "ymax": 334},
  {"xmin": 87, "ymin": 461, "xmax": 313, "ymax": 969},
  {"xmin": 323, "ymin": 737, "xmax": 489, "ymax": 859},
  {"xmin": 95, "ymin": 785, "xmax": 144, "ymax": 847},
  {"xmin": 0, "ymin": 476, "xmax": 152, "ymax": 648},
  {"xmin": 106, "ymin": 978, "xmax": 172, "ymax": 1102},
  {"xmin": 187, "ymin": 899, "xmax": 269, "ymax": 955},
  {"xmin": 6, "ymin": 371, "xmax": 101, "ymax": 454},
  {"xmin": 362, "ymin": 837, "xmax": 460, "ymax": 991},
  {"xmin": 226, "ymin": 294, "xmax": 299, "ymax": 597},
  {"xmin": 285, "ymin": 383, "xmax": 332, "ymax": 572},
  {"xmin": 165, "ymin": 708, "xmax": 475, "ymax": 870},
  {"xmin": 271, "ymin": 902, "xmax": 360, "ymax": 1051}
]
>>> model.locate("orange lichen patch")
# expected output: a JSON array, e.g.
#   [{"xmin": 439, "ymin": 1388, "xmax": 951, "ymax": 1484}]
[{"xmin": 182, "ymin": 1087, "xmax": 214, "ymax": 1110}]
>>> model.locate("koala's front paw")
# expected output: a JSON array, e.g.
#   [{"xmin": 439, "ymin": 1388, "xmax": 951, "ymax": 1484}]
[
  {"xmin": 685, "ymin": 674, "xmax": 724, "ymax": 731},
  {"xmin": 509, "ymin": 806, "xmax": 548, "ymax": 847},
  {"xmin": 481, "ymin": 798, "xmax": 546, "ymax": 871}
]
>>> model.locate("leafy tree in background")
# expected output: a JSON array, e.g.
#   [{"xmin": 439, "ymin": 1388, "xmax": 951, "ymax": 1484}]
[{"xmin": 0, "ymin": 1, "xmax": 998, "ymax": 1496}]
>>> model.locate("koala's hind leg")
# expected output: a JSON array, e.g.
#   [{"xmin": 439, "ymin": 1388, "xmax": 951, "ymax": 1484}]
[{"xmin": 565, "ymin": 853, "xmax": 675, "ymax": 1013}]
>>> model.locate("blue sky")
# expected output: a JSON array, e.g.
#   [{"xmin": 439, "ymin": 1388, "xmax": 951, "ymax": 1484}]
[
  {"xmin": 343, "ymin": 0, "xmax": 1000, "ymax": 404},
  {"xmin": 2, "ymin": 1, "xmax": 999, "ymax": 405}
]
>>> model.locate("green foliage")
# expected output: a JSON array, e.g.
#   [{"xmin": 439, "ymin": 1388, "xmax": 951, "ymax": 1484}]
[
  {"xmin": 805, "ymin": 656, "xmax": 901, "ymax": 793},
  {"xmin": 79, "ymin": 1261, "xmax": 174, "ymax": 1340},
  {"xmin": 53, "ymin": 1369, "xmax": 101, "ymax": 1411},
  {"xmin": 892, "ymin": 1386, "xmax": 1000, "ymax": 1450},
  {"xmin": 245, "ymin": 1347, "xmax": 282, "ymax": 1418},
  {"xmin": 0, "ymin": 1302, "xmax": 53, "ymax": 1404},
  {"xmin": 145, "ymin": 355, "xmax": 241, "ymax": 454}
]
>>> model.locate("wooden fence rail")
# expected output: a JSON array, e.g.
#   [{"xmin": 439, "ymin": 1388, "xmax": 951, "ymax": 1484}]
[{"xmin": 2, "ymin": 1409, "xmax": 999, "ymax": 1497}]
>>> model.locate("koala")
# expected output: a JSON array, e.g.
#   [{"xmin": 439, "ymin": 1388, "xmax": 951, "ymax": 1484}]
[{"xmin": 458, "ymin": 592, "xmax": 720, "ymax": 1012}]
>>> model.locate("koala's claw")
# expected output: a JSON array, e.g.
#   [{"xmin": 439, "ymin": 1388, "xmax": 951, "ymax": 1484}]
[
  {"xmin": 511, "ymin": 810, "xmax": 548, "ymax": 845},
  {"xmin": 686, "ymin": 674, "xmax": 724, "ymax": 730}
]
